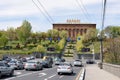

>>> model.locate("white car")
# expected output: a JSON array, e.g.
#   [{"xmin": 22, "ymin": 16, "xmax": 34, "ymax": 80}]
[
  {"xmin": 24, "ymin": 60, "xmax": 43, "ymax": 71},
  {"xmin": 57, "ymin": 62, "xmax": 73, "ymax": 75},
  {"xmin": 73, "ymin": 59, "xmax": 82, "ymax": 67}
]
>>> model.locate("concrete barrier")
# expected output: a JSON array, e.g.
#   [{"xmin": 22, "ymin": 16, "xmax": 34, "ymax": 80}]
[
  {"xmin": 76, "ymin": 68, "xmax": 86, "ymax": 80},
  {"xmin": 103, "ymin": 63, "xmax": 120, "ymax": 78}
]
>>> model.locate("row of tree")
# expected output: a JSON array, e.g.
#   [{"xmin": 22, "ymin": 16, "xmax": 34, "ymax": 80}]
[
  {"xmin": 0, "ymin": 20, "xmax": 68, "ymax": 48},
  {"xmin": 80, "ymin": 26, "xmax": 120, "ymax": 64}
]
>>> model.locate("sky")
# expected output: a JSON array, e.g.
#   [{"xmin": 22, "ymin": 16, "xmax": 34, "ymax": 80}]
[{"xmin": 0, "ymin": 0, "xmax": 120, "ymax": 32}]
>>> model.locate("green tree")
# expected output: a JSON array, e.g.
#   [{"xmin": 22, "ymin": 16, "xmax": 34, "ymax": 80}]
[
  {"xmin": 17, "ymin": 20, "xmax": 32, "ymax": 46},
  {"xmin": 104, "ymin": 26, "xmax": 120, "ymax": 38},
  {"xmin": 59, "ymin": 30, "xmax": 68, "ymax": 39},
  {"xmin": 83, "ymin": 28, "xmax": 98, "ymax": 46},
  {"xmin": 47, "ymin": 29, "xmax": 59, "ymax": 42},
  {"xmin": 0, "ymin": 35, "xmax": 8, "ymax": 47},
  {"xmin": 7, "ymin": 27, "xmax": 17, "ymax": 41},
  {"xmin": 104, "ymin": 37, "xmax": 120, "ymax": 64},
  {"xmin": 58, "ymin": 38, "xmax": 66, "ymax": 50},
  {"xmin": 76, "ymin": 35, "xmax": 84, "ymax": 52},
  {"xmin": 36, "ymin": 45, "xmax": 46, "ymax": 53}
]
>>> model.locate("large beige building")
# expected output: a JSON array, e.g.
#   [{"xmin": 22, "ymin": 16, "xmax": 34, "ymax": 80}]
[{"xmin": 53, "ymin": 20, "xmax": 96, "ymax": 40}]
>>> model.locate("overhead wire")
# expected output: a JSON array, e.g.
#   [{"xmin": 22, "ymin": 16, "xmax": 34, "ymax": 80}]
[
  {"xmin": 37, "ymin": 0, "xmax": 54, "ymax": 22},
  {"xmin": 75, "ymin": 0, "xmax": 90, "ymax": 22},
  {"xmin": 32, "ymin": 0, "xmax": 52, "ymax": 24},
  {"xmin": 79, "ymin": 0, "xmax": 93, "ymax": 21}
]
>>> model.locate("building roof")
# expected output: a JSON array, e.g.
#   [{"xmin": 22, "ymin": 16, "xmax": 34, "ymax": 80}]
[{"xmin": 53, "ymin": 23, "xmax": 96, "ymax": 25}]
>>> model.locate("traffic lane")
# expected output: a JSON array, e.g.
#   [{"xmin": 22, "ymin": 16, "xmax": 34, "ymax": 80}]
[
  {"xmin": 10, "ymin": 66, "xmax": 82, "ymax": 80},
  {"xmin": 46, "ymin": 66, "xmax": 82, "ymax": 80},
  {"xmin": 3, "ymin": 66, "xmax": 57, "ymax": 80},
  {"xmin": 1, "ymin": 69, "xmax": 39, "ymax": 80},
  {"xmin": 2, "ymin": 66, "xmax": 82, "ymax": 80}
]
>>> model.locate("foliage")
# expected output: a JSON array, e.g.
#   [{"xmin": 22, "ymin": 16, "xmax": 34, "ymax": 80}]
[
  {"xmin": 59, "ymin": 30, "xmax": 68, "ymax": 39},
  {"xmin": 16, "ymin": 20, "xmax": 32, "ymax": 44},
  {"xmin": 76, "ymin": 35, "xmax": 84, "ymax": 52},
  {"xmin": 0, "ymin": 35, "xmax": 8, "ymax": 47},
  {"xmin": 104, "ymin": 26, "xmax": 120, "ymax": 38},
  {"xmin": 36, "ymin": 45, "xmax": 46, "ymax": 53},
  {"xmin": 82, "ymin": 28, "xmax": 98, "ymax": 46},
  {"xmin": 104, "ymin": 38, "xmax": 120, "ymax": 64},
  {"xmin": 58, "ymin": 38, "xmax": 66, "ymax": 50},
  {"xmin": 6, "ymin": 27, "xmax": 17, "ymax": 41}
]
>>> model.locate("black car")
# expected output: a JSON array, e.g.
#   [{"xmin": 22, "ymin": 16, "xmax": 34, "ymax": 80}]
[
  {"xmin": 42, "ymin": 57, "xmax": 53, "ymax": 68},
  {"xmin": 86, "ymin": 59, "xmax": 94, "ymax": 64}
]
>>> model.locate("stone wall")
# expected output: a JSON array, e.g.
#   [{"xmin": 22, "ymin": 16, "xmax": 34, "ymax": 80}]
[{"xmin": 103, "ymin": 63, "xmax": 120, "ymax": 78}]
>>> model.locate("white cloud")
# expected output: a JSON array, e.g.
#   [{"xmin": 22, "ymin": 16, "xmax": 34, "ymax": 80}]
[{"xmin": 0, "ymin": 0, "xmax": 120, "ymax": 31}]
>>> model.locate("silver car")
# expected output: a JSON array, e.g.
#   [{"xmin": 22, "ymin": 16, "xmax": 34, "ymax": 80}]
[
  {"xmin": 24, "ymin": 60, "xmax": 43, "ymax": 71},
  {"xmin": 8, "ymin": 61, "xmax": 24, "ymax": 69},
  {"xmin": 57, "ymin": 62, "xmax": 73, "ymax": 75},
  {"xmin": 73, "ymin": 59, "xmax": 82, "ymax": 67},
  {"xmin": 0, "ymin": 61, "xmax": 14, "ymax": 78}
]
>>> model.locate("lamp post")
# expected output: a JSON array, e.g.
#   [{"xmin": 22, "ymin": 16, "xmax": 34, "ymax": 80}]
[
  {"xmin": 92, "ymin": 43, "xmax": 95, "ymax": 61},
  {"xmin": 97, "ymin": 33, "xmax": 103, "ymax": 69}
]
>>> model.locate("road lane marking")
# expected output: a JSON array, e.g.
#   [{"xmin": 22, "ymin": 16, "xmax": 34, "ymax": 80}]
[
  {"xmin": 59, "ymin": 76, "xmax": 63, "ymax": 79},
  {"xmin": 38, "ymin": 73, "xmax": 47, "ymax": 77},
  {"xmin": 44, "ymin": 74, "xmax": 57, "ymax": 80},
  {"xmin": 4, "ymin": 66, "xmax": 57, "ymax": 80},
  {"xmin": 15, "ymin": 72, "xmax": 22, "ymax": 75}
]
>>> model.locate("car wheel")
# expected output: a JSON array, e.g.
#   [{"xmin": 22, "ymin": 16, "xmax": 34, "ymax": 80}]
[
  {"xmin": 58, "ymin": 72, "xmax": 61, "ymax": 75},
  {"xmin": 71, "ymin": 71, "xmax": 73, "ymax": 75},
  {"xmin": 10, "ymin": 70, "xmax": 14, "ymax": 77},
  {"xmin": 0, "ymin": 72, "xmax": 2, "ymax": 78},
  {"xmin": 25, "ymin": 69, "xmax": 28, "ymax": 71}
]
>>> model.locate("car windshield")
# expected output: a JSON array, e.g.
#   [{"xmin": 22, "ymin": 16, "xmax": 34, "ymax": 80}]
[
  {"xmin": 60, "ymin": 63, "xmax": 70, "ymax": 66},
  {"xmin": 75, "ymin": 60, "xmax": 80, "ymax": 61},
  {"xmin": 27, "ymin": 61, "xmax": 36, "ymax": 64}
]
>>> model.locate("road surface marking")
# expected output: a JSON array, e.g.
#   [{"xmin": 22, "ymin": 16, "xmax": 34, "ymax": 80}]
[
  {"xmin": 38, "ymin": 73, "xmax": 47, "ymax": 77},
  {"xmin": 44, "ymin": 74, "xmax": 56, "ymax": 80},
  {"xmin": 15, "ymin": 72, "xmax": 22, "ymax": 75},
  {"xmin": 4, "ymin": 66, "xmax": 57, "ymax": 80},
  {"xmin": 59, "ymin": 76, "xmax": 63, "ymax": 79}
]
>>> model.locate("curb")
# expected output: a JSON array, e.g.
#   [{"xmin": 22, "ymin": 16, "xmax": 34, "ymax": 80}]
[
  {"xmin": 79, "ymin": 68, "xmax": 86, "ymax": 80},
  {"xmin": 75, "ymin": 67, "xmax": 86, "ymax": 80}
]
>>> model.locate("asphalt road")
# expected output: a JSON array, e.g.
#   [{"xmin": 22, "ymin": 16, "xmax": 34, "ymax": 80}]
[{"xmin": 1, "ymin": 65, "xmax": 82, "ymax": 80}]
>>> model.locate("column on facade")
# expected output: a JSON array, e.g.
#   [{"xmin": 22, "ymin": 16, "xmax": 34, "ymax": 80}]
[
  {"xmin": 69, "ymin": 29, "xmax": 71, "ymax": 38},
  {"xmin": 73, "ymin": 29, "xmax": 75, "ymax": 39},
  {"xmin": 80, "ymin": 29, "xmax": 83, "ymax": 35},
  {"xmin": 74, "ymin": 29, "xmax": 76, "ymax": 40}
]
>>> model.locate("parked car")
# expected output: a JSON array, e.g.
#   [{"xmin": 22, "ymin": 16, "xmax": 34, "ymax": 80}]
[
  {"xmin": 42, "ymin": 57, "xmax": 53, "ymax": 68},
  {"xmin": 24, "ymin": 60, "xmax": 43, "ymax": 71},
  {"xmin": 8, "ymin": 60, "xmax": 24, "ymax": 70},
  {"xmin": 57, "ymin": 62, "xmax": 73, "ymax": 75},
  {"xmin": 0, "ymin": 61, "xmax": 14, "ymax": 78},
  {"xmin": 73, "ymin": 59, "xmax": 82, "ymax": 67},
  {"xmin": 86, "ymin": 59, "xmax": 94, "ymax": 64}
]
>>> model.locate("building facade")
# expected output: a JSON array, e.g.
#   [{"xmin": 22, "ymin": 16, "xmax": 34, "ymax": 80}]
[{"xmin": 53, "ymin": 20, "xmax": 96, "ymax": 40}]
